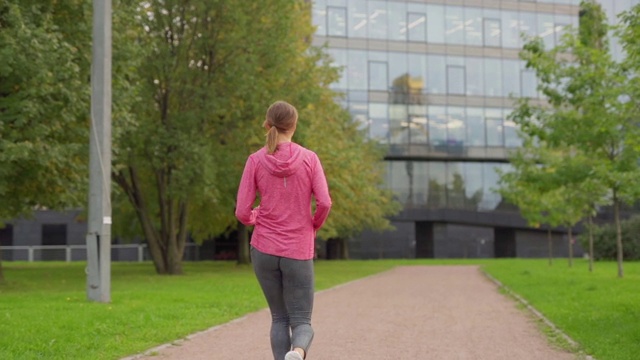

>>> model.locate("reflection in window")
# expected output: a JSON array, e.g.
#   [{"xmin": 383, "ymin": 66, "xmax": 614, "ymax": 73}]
[
  {"xmin": 313, "ymin": 0, "xmax": 327, "ymax": 36},
  {"xmin": 387, "ymin": 161, "xmax": 410, "ymax": 206},
  {"xmin": 388, "ymin": 2, "xmax": 407, "ymax": 41},
  {"xmin": 501, "ymin": 11, "xmax": 520, "ymax": 48},
  {"xmin": 538, "ymin": 14, "xmax": 555, "ymax": 49},
  {"xmin": 369, "ymin": 61, "xmax": 388, "ymax": 91},
  {"xmin": 407, "ymin": 12, "xmax": 427, "ymax": 42},
  {"xmin": 480, "ymin": 163, "xmax": 507, "ymax": 211},
  {"xmin": 484, "ymin": 58, "xmax": 502, "ymax": 97},
  {"xmin": 502, "ymin": 60, "xmax": 520, "ymax": 97},
  {"xmin": 519, "ymin": 11, "xmax": 538, "ymax": 43},
  {"xmin": 520, "ymin": 68, "xmax": 538, "ymax": 98},
  {"xmin": 368, "ymin": 1, "xmax": 388, "ymax": 39},
  {"xmin": 347, "ymin": 50, "xmax": 368, "ymax": 90},
  {"xmin": 466, "ymin": 58, "xmax": 483, "ymax": 96},
  {"xmin": 445, "ymin": 6, "xmax": 464, "ymax": 44},
  {"xmin": 349, "ymin": 102, "xmax": 369, "ymax": 132},
  {"xmin": 447, "ymin": 162, "xmax": 465, "ymax": 209},
  {"xmin": 464, "ymin": 163, "xmax": 484, "ymax": 210},
  {"xmin": 411, "ymin": 161, "xmax": 429, "ymax": 207},
  {"xmin": 426, "ymin": 55, "xmax": 446, "ymax": 94},
  {"xmin": 428, "ymin": 106, "xmax": 447, "ymax": 147},
  {"xmin": 483, "ymin": 18, "xmax": 501, "ymax": 47},
  {"xmin": 389, "ymin": 104, "xmax": 409, "ymax": 145},
  {"xmin": 428, "ymin": 162, "xmax": 447, "ymax": 208},
  {"xmin": 447, "ymin": 65, "xmax": 465, "ymax": 95},
  {"xmin": 326, "ymin": 49, "xmax": 347, "ymax": 90},
  {"xmin": 408, "ymin": 105, "xmax": 428, "ymax": 144},
  {"xmin": 427, "ymin": 4, "xmax": 445, "ymax": 43},
  {"xmin": 447, "ymin": 107, "xmax": 466, "ymax": 152},
  {"xmin": 485, "ymin": 108, "xmax": 504, "ymax": 147},
  {"xmin": 466, "ymin": 107, "xmax": 485, "ymax": 146},
  {"xmin": 464, "ymin": 8, "xmax": 483, "ymax": 46},
  {"xmin": 504, "ymin": 109, "xmax": 521, "ymax": 148},
  {"xmin": 389, "ymin": 53, "xmax": 408, "ymax": 93},
  {"xmin": 348, "ymin": 0, "xmax": 368, "ymax": 38},
  {"xmin": 369, "ymin": 103, "xmax": 389, "ymax": 143},
  {"xmin": 327, "ymin": 6, "xmax": 347, "ymax": 37},
  {"xmin": 408, "ymin": 54, "xmax": 427, "ymax": 95}
]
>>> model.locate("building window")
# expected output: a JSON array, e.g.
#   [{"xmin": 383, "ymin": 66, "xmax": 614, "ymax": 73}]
[
  {"xmin": 369, "ymin": 103, "xmax": 389, "ymax": 144},
  {"xmin": 445, "ymin": 6, "xmax": 464, "ymax": 45},
  {"xmin": 483, "ymin": 18, "xmax": 501, "ymax": 47},
  {"xmin": 466, "ymin": 58, "xmax": 484, "ymax": 96},
  {"xmin": 327, "ymin": 6, "xmax": 347, "ymax": 37},
  {"xmin": 388, "ymin": 2, "xmax": 407, "ymax": 41},
  {"xmin": 466, "ymin": 107, "xmax": 486, "ymax": 147},
  {"xmin": 447, "ymin": 65, "xmax": 466, "ymax": 95},
  {"xmin": 368, "ymin": 61, "xmax": 388, "ymax": 91},
  {"xmin": 407, "ymin": 12, "xmax": 427, "ymax": 42},
  {"xmin": 520, "ymin": 69, "xmax": 538, "ymax": 98},
  {"xmin": 484, "ymin": 58, "xmax": 503, "ymax": 97},
  {"xmin": 485, "ymin": 108, "xmax": 504, "ymax": 147},
  {"xmin": 368, "ymin": 1, "xmax": 388, "ymax": 40},
  {"xmin": 312, "ymin": 0, "xmax": 327, "ymax": 36},
  {"xmin": 42, "ymin": 224, "xmax": 67, "ymax": 246},
  {"xmin": 464, "ymin": 7, "xmax": 483, "ymax": 46},
  {"xmin": 427, "ymin": 4, "xmax": 445, "ymax": 43},
  {"xmin": 42, "ymin": 224, "xmax": 67, "ymax": 261},
  {"xmin": 348, "ymin": 0, "xmax": 368, "ymax": 38}
]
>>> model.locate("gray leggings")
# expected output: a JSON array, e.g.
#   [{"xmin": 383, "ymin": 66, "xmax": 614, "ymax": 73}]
[{"xmin": 251, "ymin": 247, "xmax": 315, "ymax": 360}]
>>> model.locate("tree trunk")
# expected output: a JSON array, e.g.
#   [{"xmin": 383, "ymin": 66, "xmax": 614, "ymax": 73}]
[
  {"xmin": 613, "ymin": 195, "xmax": 624, "ymax": 278},
  {"xmin": 339, "ymin": 238, "xmax": 349, "ymax": 260},
  {"xmin": 237, "ymin": 221, "xmax": 250, "ymax": 265},
  {"xmin": 114, "ymin": 167, "xmax": 188, "ymax": 275},
  {"xmin": 547, "ymin": 229, "xmax": 553, "ymax": 266},
  {"xmin": 567, "ymin": 227, "xmax": 573, "ymax": 268},
  {"xmin": 0, "ymin": 258, "xmax": 4, "ymax": 282},
  {"xmin": 588, "ymin": 215, "xmax": 594, "ymax": 273}
]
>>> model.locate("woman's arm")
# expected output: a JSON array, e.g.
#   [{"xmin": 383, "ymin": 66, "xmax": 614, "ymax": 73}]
[
  {"xmin": 235, "ymin": 157, "xmax": 259, "ymax": 226},
  {"xmin": 311, "ymin": 154, "xmax": 332, "ymax": 230}
]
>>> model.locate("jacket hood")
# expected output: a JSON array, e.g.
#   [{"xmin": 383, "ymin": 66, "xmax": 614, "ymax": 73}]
[{"xmin": 256, "ymin": 142, "xmax": 306, "ymax": 178}]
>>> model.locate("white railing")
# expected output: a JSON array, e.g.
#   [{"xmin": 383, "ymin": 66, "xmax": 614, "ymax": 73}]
[{"xmin": 0, "ymin": 243, "xmax": 202, "ymax": 262}]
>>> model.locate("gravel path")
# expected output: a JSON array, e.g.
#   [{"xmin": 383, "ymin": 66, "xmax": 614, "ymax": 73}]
[{"xmin": 125, "ymin": 266, "xmax": 576, "ymax": 360}]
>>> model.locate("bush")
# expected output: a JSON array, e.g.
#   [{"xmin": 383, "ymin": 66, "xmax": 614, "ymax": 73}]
[{"xmin": 580, "ymin": 216, "xmax": 640, "ymax": 260}]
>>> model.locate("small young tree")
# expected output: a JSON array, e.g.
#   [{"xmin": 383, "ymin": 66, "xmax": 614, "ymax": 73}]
[{"xmin": 510, "ymin": 0, "xmax": 639, "ymax": 277}]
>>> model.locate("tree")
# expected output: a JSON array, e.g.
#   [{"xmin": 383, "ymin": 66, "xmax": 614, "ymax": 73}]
[
  {"xmin": 507, "ymin": 0, "xmax": 640, "ymax": 277},
  {"xmin": 111, "ymin": 0, "xmax": 399, "ymax": 271},
  {"xmin": 0, "ymin": 1, "xmax": 90, "ymax": 280}
]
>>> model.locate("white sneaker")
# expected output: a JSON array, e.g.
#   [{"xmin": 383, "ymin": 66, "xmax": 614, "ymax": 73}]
[{"xmin": 285, "ymin": 351, "xmax": 304, "ymax": 360}]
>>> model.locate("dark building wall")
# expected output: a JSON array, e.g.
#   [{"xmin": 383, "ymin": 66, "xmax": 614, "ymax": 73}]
[
  {"xmin": 12, "ymin": 210, "xmax": 86, "ymax": 247},
  {"xmin": 515, "ymin": 229, "xmax": 584, "ymax": 258},
  {"xmin": 350, "ymin": 222, "xmax": 415, "ymax": 259},
  {"xmin": 434, "ymin": 223, "xmax": 494, "ymax": 259}
]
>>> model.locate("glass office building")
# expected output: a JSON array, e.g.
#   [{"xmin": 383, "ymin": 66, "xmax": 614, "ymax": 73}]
[{"xmin": 310, "ymin": 0, "xmax": 630, "ymax": 259}]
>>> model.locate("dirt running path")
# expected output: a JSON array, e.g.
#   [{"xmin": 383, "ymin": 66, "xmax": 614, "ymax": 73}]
[{"xmin": 125, "ymin": 266, "xmax": 576, "ymax": 360}]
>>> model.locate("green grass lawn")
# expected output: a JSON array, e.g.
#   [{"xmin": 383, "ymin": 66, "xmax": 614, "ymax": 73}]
[
  {"xmin": 0, "ymin": 259, "xmax": 638, "ymax": 360},
  {"xmin": 482, "ymin": 259, "xmax": 640, "ymax": 360}
]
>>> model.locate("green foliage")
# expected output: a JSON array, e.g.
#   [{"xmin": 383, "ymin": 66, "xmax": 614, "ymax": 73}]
[
  {"xmin": 580, "ymin": 216, "xmax": 640, "ymax": 261},
  {"xmin": 108, "ymin": 0, "xmax": 399, "ymax": 272},
  {"xmin": 0, "ymin": 1, "xmax": 90, "ymax": 219},
  {"xmin": 501, "ymin": 1, "xmax": 640, "ymax": 276}
]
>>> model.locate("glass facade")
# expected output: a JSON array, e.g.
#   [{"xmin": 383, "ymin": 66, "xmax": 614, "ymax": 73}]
[
  {"xmin": 312, "ymin": 0, "xmax": 578, "ymax": 214},
  {"xmin": 309, "ymin": 0, "xmax": 627, "ymax": 258}
]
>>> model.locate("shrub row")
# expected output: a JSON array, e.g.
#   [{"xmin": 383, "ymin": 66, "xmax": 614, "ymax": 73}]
[{"xmin": 579, "ymin": 216, "xmax": 640, "ymax": 261}]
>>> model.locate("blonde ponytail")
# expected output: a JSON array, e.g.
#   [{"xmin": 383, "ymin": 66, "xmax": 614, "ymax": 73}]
[
  {"xmin": 266, "ymin": 126, "xmax": 279, "ymax": 154},
  {"xmin": 264, "ymin": 101, "xmax": 298, "ymax": 154}
]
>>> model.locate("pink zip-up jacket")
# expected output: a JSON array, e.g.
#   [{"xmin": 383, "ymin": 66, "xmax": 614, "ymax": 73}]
[{"xmin": 235, "ymin": 142, "xmax": 332, "ymax": 260}]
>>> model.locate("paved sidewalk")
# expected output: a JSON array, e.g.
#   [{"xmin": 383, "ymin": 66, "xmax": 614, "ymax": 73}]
[{"xmin": 125, "ymin": 266, "xmax": 576, "ymax": 360}]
